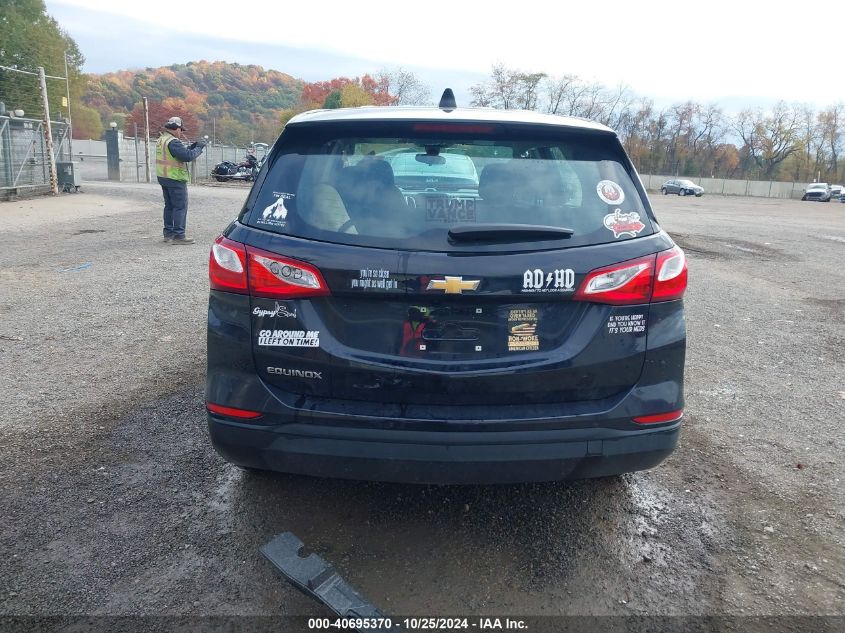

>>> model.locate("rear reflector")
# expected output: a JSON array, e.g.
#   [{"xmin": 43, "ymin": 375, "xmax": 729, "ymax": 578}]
[
  {"xmin": 633, "ymin": 410, "xmax": 683, "ymax": 424},
  {"xmin": 206, "ymin": 402, "xmax": 263, "ymax": 419}
]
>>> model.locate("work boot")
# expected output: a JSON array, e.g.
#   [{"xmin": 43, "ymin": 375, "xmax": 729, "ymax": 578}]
[
  {"xmin": 162, "ymin": 235, "xmax": 173, "ymax": 243},
  {"xmin": 171, "ymin": 236, "xmax": 195, "ymax": 245}
]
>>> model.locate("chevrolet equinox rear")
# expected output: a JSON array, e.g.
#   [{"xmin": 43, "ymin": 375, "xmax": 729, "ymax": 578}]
[{"xmin": 206, "ymin": 97, "xmax": 687, "ymax": 484}]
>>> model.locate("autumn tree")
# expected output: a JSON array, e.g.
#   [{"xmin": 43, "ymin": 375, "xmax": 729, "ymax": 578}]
[
  {"xmin": 376, "ymin": 67, "xmax": 430, "ymax": 105},
  {"xmin": 734, "ymin": 102, "xmax": 801, "ymax": 179},
  {"xmin": 470, "ymin": 63, "xmax": 547, "ymax": 110},
  {"xmin": 71, "ymin": 104, "xmax": 104, "ymax": 140},
  {"xmin": 339, "ymin": 83, "xmax": 375, "ymax": 108},
  {"xmin": 0, "ymin": 0, "xmax": 85, "ymax": 128},
  {"xmin": 301, "ymin": 75, "xmax": 392, "ymax": 110},
  {"xmin": 817, "ymin": 103, "xmax": 844, "ymax": 181},
  {"xmin": 323, "ymin": 90, "xmax": 343, "ymax": 109},
  {"xmin": 126, "ymin": 100, "xmax": 200, "ymax": 139}
]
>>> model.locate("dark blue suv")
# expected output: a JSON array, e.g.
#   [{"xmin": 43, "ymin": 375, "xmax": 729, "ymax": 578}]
[{"xmin": 206, "ymin": 97, "xmax": 687, "ymax": 483}]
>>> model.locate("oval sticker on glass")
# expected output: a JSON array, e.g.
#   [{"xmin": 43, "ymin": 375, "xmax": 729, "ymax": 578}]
[{"xmin": 597, "ymin": 180, "xmax": 625, "ymax": 205}]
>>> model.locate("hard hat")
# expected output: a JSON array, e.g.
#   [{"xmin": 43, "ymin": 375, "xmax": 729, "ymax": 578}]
[{"xmin": 164, "ymin": 116, "xmax": 184, "ymax": 130}]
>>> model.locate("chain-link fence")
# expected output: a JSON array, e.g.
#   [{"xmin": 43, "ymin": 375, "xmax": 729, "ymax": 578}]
[
  {"xmin": 69, "ymin": 135, "xmax": 267, "ymax": 184},
  {"xmin": 0, "ymin": 115, "xmax": 69, "ymax": 194},
  {"xmin": 1, "ymin": 63, "xmax": 72, "ymax": 198}
]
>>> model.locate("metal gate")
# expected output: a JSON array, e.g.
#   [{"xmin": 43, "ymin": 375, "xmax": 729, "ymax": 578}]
[{"xmin": 0, "ymin": 115, "xmax": 69, "ymax": 197}]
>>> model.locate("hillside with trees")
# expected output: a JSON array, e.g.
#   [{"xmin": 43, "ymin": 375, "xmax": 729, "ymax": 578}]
[
  {"xmin": 84, "ymin": 61, "xmax": 303, "ymax": 145},
  {"xmin": 82, "ymin": 63, "xmax": 431, "ymax": 147}
]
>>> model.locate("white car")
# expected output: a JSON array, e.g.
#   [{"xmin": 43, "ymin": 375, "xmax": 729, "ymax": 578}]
[{"xmin": 802, "ymin": 183, "xmax": 831, "ymax": 202}]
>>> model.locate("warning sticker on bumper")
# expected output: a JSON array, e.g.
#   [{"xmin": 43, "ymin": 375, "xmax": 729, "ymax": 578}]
[{"xmin": 507, "ymin": 307, "xmax": 539, "ymax": 351}]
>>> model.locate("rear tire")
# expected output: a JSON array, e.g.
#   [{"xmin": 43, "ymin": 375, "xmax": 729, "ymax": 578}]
[
  {"xmin": 679, "ymin": 189, "xmax": 686, "ymax": 196},
  {"xmin": 214, "ymin": 175, "xmax": 229, "ymax": 182},
  {"xmin": 661, "ymin": 188, "xmax": 667, "ymax": 195}
]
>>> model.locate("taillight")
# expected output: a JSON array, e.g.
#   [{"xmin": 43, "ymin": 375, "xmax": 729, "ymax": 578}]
[
  {"xmin": 573, "ymin": 255, "xmax": 654, "ymax": 305},
  {"xmin": 246, "ymin": 247, "xmax": 330, "ymax": 300},
  {"xmin": 209, "ymin": 237, "xmax": 331, "ymax": 299},
  {"xmin": 573, "ymin": 245, "xmax": 687, "ymax": 306},
  {"xmin": 209, "ymin": 236, "xmax": 248, "ymax": 293},
  {"xmin": 652, "ymin": 245, "xmax": 687, "ymax": 302}
]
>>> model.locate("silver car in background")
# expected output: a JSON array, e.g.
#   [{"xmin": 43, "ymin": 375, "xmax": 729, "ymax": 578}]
[{"xmin": 660, "ymin": 179, "xmax": 704, "ymax": 196}]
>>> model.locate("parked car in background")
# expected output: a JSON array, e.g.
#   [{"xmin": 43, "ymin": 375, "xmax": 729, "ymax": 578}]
[
  {"xmin": 660, "ymin": 179, "xmax": 704, "ymax": 197},
  {"xmin": 381, "ymin": 149, "xmax": 480, "ymax": 192},
  {"xmin": 801, "ymin": 183, "xmax": 831, "ymax": 202},
  {"xmin": 829, "ymin": 184, "xmax": 842, "ymax": 199},
  {"xmin": 205, "ymin": 92, "xmax": 688, "ymax": 483}
]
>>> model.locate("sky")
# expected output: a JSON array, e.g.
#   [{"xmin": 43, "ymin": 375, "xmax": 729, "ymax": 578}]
[{"xmin": 47, "ymin": 0, "xmax": 842, "ymax": 112}]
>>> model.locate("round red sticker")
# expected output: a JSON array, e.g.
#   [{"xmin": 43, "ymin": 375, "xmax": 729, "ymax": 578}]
[{"xmin": 597, "ymin": 180, "xmax": 625, "ymax": 205}]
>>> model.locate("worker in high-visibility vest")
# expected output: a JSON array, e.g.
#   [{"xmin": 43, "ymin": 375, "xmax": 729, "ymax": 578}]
[{"xmin": 156, "ymin": 116, "xmax": 206, "ymax": 244}]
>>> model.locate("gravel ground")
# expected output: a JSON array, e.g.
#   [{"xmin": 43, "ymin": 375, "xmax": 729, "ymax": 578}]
[{"xmin": 0, "ymin": 183, "xmax": 843, "ymax": 625}]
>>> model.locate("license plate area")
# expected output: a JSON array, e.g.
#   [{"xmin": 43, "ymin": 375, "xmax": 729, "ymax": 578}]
[{"xmin": 401, "ymin": 303, "xmax": 540, "ymax": 357}]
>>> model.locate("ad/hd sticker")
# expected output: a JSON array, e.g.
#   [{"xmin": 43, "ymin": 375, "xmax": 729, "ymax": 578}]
[
  {"xmin": 522, "ymin": 268, "xmax": 575, "ymax": 293},
  {"xmin": 508, "ymin": 307, "xmax": 539, "ymax": 352}
]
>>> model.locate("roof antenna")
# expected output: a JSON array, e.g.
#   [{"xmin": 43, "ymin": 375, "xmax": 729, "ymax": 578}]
[{"xmin": 439, "ymin": 88, "xmax": 457, "ymax": 111}]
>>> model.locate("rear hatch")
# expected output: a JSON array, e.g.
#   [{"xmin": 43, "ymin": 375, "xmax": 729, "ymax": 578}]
[{"xmin": 236, "ymin": 116, "xmax": 670, "ymax": 406}]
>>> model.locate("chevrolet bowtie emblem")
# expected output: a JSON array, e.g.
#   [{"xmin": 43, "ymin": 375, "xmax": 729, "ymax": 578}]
[{"xmin": 426, "ymin": 276, "xmax": 480, "ymax": 294}]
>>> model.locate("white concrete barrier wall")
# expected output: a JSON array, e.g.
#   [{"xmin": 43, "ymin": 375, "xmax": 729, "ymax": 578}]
[
  {"xmin": 70, "ymin": 138, "xmax": 255, "ymax": 182},
  {"xmin": 640, "ymin": 173, "xmax": 809, "ymax": 199}
]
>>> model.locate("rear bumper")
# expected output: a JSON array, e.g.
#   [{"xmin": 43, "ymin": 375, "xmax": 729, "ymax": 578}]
[
  {"xmin": 208, "ymin": 416, "xmax": 681, "ymax": 484},
  {"xmin": 206, "ymin": 290, "xmax": 686, "ymax": 484}
]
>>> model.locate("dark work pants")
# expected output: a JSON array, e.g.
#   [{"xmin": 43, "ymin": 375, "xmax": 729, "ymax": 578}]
[{"xmin": 160, "ymin": 181, "xmax": 189, "ymax": 238}]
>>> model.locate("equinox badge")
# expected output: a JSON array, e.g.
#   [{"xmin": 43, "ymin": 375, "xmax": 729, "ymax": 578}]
[{"xmin": 426, "ymin": 276, "xmax": 480, "ymax": 294}]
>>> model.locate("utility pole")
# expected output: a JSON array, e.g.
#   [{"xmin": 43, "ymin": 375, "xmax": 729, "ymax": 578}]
[
  {"xmin": 38, "ymin": 66, "xmax": 58, "ymax": 195},
  {"xmin": 143, "ymin": 97, "xmax": 151, "ymax": 183},
  {"xmin": 133, "ymin": 122, "xmax": 140, "ymax": 182},
  {"xmin": 63, "ymin": 51, "xmax": 73, "ymax": 158}
]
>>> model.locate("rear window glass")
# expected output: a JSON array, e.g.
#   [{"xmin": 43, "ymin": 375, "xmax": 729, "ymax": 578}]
[{"xmin": 247, "ymin": 120, "xmax": 653, "ymax": 252}]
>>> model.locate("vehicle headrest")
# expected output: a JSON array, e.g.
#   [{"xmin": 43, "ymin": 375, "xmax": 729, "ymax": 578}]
[
  {"xmin": 272, "ymin": 153, "xmax": 306, "ymax": 192},
  {"xmin": 361, "ymin": 158, "xmax": 395, "ymax": 186},
  {"xmin": 479, "ymin": 163, "xmax": 514, "ymax": 201}
]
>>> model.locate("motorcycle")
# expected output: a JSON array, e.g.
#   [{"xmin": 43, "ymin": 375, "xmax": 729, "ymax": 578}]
[{"xmin": 212, "ymin": 153, "xmax": 259, "ymax": 182}]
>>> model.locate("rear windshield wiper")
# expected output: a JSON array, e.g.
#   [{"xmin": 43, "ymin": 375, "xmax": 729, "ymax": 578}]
[{"xmin": 448, "ymin": 223, "xmax": 574, "ymax": 242}]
